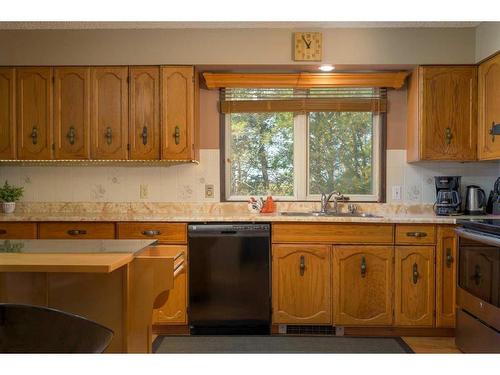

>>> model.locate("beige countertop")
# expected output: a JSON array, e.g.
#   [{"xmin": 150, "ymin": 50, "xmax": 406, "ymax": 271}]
[{"xmin": 0, "ymin": 211, "xmax": 495, "ymax": 224}]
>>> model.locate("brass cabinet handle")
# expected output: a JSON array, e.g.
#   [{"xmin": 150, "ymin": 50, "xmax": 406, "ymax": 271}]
[
  {"xmin": 67, "ymin": 229, "xmax": 87, "ymax": 236},
  {"xmin": 299, "ymin": 255, "xmax": 305, "ymax": 276},
  {"xmin": 66, "ymin": 126, "xmax": 76, "ymax": 145},
  {"xmin": 105, "ymin": 127, "xmax": 113, "ymax": 145},
  {"xmin": 412, "ymin": 263, "xmax": 419, "ymax": 284},
  {"xmin": 360, "ymin": 256, "xmax": 367, "ymax": 278},
  {"xmin": 406, "ymin": 231, "xmax": 427, "ymax": 238},
  {"xmin": 472, "ymin": 265, "xmax": 482, "ymax": 285},
  {"xmin": 0, "ymin": 229, "xmax": 7, "ymax": 235},
  {"xmin": 445, "ymin": 127, "xmax": 453, "ymax": 145},
  {"xmin": 142, "ymin": 230, "xmax": 161, "ymax": 237},
  {"xmin": 446, "ymin": 248, "xmax": 453, "ymax": 268},
  {"xmin": 174, "ymin": 126, "xmax": 180, "ymax": 145},
  {"xmin": 141, "ymin": 125, "xmax": 148, "ymax": 145},
  {"xmin": 31, "ymin": 126, "xmax": 38, "ymax": 145}
]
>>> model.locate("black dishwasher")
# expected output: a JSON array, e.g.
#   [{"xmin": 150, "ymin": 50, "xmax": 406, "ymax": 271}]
[{"xmin": 188, "ymin": 223, "xmax": 270, "ymax": 335}]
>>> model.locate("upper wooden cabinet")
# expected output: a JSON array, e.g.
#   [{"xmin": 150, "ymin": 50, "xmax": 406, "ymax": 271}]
[
  {"xmin": 478, "ymin": 53, "xmax": 500, "ymax": 160},
  {"xmin": 16, "ymin": 67, "xmax": 53, "ymax": 160},
  {"xmin": 436, "ymin": 226, "xmax": 457, "ymax": 328},
  {"xmin": 272, "ymin": 244, "xmax": 331, "ymax": 325},
  {"xmin": 407, "ymin": 66, "xmax": 477, "ymax": 162},
  {"xmin": 394, "ymin": 246, "xmax": 435, "ymax": 327},
  {"xmin": 161, "ymin": 66, "xmax": 197, "ymax": 160},
  {"xmin": 129, "ymin": 67, "xmax": 160, "ymax": 160},
  {"xmin": 53, "ymin": 67, "xmax": 90, "ymax": 159},
  {"xmin": 0, "ymin": 68, "xmax": 16, "ymax": 159},
  {"xmin": 90, "ymin": 67, "xmax": 129, "ymax": 160},
  {"xmin": 333, "ymin": 246, "xmax": 393, "ymax": 326}
]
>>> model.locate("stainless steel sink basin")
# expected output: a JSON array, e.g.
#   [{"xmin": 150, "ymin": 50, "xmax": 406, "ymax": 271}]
[{"xmin": 279, "ymin": 211, "xmax": 382, "ymax": 218}]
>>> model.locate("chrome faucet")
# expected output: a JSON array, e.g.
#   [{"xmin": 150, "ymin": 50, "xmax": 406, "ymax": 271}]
[{"xmin": 320, "ymin": 191, "xmax": 348, "ymax": 214}]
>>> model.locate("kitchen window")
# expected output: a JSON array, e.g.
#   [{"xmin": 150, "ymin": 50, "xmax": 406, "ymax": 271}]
[{"xmin": 222, "ymin": 88, "xmax": 385, "ymax": 201}]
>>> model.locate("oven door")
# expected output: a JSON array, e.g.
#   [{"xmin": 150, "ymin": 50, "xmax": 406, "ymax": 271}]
[{"xmin": 456, "ymin": 227, "xmax": 500, "ymax": 331}]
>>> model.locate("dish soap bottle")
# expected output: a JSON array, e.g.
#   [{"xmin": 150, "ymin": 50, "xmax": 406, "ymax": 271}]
[{"xmin": 261, "ymin": 195, "xmax": 276, "ymax": 213}]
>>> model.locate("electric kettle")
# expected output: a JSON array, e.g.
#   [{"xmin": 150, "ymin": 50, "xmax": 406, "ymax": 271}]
[{"xmin": 464, "ymin": 185, "xmax": 486, "ymax": 215}]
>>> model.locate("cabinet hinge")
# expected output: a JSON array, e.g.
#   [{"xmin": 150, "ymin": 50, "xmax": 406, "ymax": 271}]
[{"xmin": 127, "ymin": 144, "xmax": 130, "ymax": 151}]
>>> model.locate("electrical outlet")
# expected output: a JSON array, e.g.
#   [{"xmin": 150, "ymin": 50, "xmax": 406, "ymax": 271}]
[
  {"xmin": 205, "ymin": 184, "xmax": 214, "ymax": 198},
  {"xmin": 392, "ymin": 185, "xmax": 402, "ymax": 201},
  {"xmin": 140, "ymin": 184, "xmax": 149, "ymax": 199}
]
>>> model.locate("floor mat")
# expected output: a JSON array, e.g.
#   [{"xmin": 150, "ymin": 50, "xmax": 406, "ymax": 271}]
[{"xmin": 153, "ymin": 335, "xmax": 414, "ymax": 354}]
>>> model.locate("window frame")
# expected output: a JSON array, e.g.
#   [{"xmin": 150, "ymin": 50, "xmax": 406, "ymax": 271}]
[{"xmin": 222, "ymin": 112, "xmax": 385, "ymax": 202}]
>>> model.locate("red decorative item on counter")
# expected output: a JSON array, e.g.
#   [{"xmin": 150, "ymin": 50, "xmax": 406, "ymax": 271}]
[{"xmin": 260, "ymin": 196, "xmax": 276, "ymax": 213}]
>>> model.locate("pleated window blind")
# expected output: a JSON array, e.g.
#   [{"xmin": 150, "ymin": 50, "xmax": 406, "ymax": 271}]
[{"xmin": 220, "ymin": 87, "xmax": 387, "ymax": 113}]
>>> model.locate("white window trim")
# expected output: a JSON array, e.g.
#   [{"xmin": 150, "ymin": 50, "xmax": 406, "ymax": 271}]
[{"xmin": 224, "ymin": 113, "xmax": 382, "ymax": 202}]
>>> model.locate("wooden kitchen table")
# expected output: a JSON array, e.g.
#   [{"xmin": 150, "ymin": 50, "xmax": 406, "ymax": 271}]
[{"xmin": 0, "ymin": 239, "xmax": 183, "ymax": 353}]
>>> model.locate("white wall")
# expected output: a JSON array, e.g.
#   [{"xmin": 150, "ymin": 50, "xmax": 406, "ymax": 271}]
[
  {"xmin": 386, "ymin": 150, "xmax": 500, "ymax": 204},
  {"xmin": 475, "ymin": 22, "xmax": 500, "ymax": 62}
]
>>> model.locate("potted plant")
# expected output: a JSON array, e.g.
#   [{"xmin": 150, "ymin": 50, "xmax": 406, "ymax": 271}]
[{"xmin": 0, "ymin": 181, "xmax": 24, "ymax": 214}]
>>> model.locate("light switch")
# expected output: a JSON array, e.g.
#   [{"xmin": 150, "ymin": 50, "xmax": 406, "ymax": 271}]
[
  {"xmin": 140, "ymin": 184, "xmax": 149, "ymax": 199},
  {"xmin": 392, "ymin": 185, "xmax": 402, "ymax": 201},
  {"xmin": 205, "ymin": 184, "xmax": 214, "ymax": 198}
]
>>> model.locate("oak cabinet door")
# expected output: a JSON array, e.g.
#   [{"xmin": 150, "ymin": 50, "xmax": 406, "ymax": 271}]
[
  {"xmin": 395, "ymin": 246, "xmax": 435, "ymax": 327},
  {"xmin": 478, "ymin": 53, "xmax": 500, "ymax": 160},
  {"xmin": 129, "ymin": 67, "xmax": 160, "ymax": 160},
  {"xmin": 0, "ymin": 68, "xmax": 15, "ymax": 159},
  {"xmin": 436, "ymin": 226, "xmax": 457, "ymax": 328},
  {"xmin": 334, "ymin": 246, "xmax": 393, "ymax": 326},
  {"xmin": 16, "ymin": 67, "xmax": 53, "ymax": 160},
  {"xmin": 161, "ymin": 66, "xmax": 195, "ymax": 160},
  {"xmin": 90, "ymin": 67, "xmax": 128, "ymax": 159},
  {"xmin": 407, "ymin": 66, "xmax": 477, "ymax": 161},
  {"xmin": 54, "ymin": 67, "xmax": 90, "ymax": 159},
  {"xmin": 421, "ymin": 66, "xmax": 477, "ymax": 160},
  {"xmin": 272, "ymin": 244, "xmax": 331, "ymax": 324}
]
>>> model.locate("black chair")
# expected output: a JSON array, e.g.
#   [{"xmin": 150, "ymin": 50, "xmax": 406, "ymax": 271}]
[{"xmin": 0, "ymin": 304, "xmax": 114, "ymax": 353}]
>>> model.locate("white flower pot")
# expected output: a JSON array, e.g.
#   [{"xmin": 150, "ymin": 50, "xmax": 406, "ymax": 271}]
[{"xmin": 2, "ymin": 202, "xmax": 16, "ymax": 214}]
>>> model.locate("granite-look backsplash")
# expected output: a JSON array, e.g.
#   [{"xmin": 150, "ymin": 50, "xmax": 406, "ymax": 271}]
[{"xmin": 0, "ymin": 149, "xmax": 499, "ymax": 204}]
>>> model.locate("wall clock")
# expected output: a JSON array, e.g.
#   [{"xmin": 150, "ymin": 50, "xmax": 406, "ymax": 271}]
[{"xmin": 293, "ymin": 32, "xmax": 322, "ymax": 61}]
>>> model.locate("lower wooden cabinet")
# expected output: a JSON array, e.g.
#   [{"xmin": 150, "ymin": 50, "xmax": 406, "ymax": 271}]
[
  {"xmin": 151, "ymin": 245, "xmax": 188, "ymax": 325},
  {"xmin": 395, "ymin": 246, "xmax": 435, "ymax": 326},
  {"xmin": 38, "ymin": 222, "xmax": 115, "ymax": 239},
  {"xmin": 0, "ymin": 223, "xmax": 37, "ymax": 239},
  {"xmin": 333, "ymin": 246, "xmax": 393, "ymax": 326},
  {"xmin": 436, "ymin": 226, "xmax": 457, "ymax": 327},
  {"xmin": 117, "ymin": 224, "xmax": 188, "ymax": 326},
  {"xmin": 272, "ymin": 244, "xmax": 331, "ymax": 324}
]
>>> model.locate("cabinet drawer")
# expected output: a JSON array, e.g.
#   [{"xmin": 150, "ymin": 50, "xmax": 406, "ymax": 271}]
[
  {"xmin": 38, "ymin": 222, "xmax": 115, "ymax": 239},
  {"xmin": 272, "ymin": 223, "xmax": 394, "ymax": 244},
  {"xmin": 395, "ymin": 225, "xmax": 436, "ymax": 245},
  {"xmin": 117, "ymin": 223, "xmax": 187, "ymax": 244},
  {"xmin": 0, "ymin": 223, "xmax": 37, "ymax": 239}
]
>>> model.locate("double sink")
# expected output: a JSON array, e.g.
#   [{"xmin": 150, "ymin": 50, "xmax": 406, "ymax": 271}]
[{"xmin": 280, "ymin": 211, "xmax": 382, "ymax": 218}]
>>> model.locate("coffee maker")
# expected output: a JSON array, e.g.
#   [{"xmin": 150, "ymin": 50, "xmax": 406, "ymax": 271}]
[{"xmin": 434, "ymin": 176, "xmax": 462, "ymax": 216}]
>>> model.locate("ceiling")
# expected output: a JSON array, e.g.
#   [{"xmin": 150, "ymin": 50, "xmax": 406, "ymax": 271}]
[{"xmin": 0, "ymin": 21, "xmax": 483, "ymax": 30}]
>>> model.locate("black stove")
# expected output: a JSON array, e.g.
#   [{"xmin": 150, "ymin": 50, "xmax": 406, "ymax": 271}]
[{"xmin": 457, "ymin": 218, "xmax": 500, "ymax": 237}]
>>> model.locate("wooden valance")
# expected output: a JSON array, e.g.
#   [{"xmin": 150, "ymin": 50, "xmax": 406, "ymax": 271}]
[{"xmin": 204, "ymin": 71, "xmax": 409, "ymax": 89}]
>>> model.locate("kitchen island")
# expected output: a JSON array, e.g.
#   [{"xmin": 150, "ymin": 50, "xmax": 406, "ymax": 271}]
[{"xmin": 0, "ymin": 239, "xmax": 183, "ymax": 353}]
